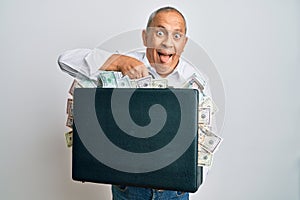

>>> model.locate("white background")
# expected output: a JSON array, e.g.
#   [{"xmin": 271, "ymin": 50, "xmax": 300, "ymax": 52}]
[{"xmin": 1, "ymin": 0, "xmax": 299, "ymax": 200}]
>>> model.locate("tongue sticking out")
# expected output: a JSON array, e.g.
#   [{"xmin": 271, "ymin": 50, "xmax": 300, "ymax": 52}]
[{"xmin": 159, "ymin": 54, "xmax": 171, "ymax": 63}]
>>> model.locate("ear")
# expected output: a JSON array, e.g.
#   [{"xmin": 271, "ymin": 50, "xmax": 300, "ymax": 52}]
[
  {"xmin": 142, "ymin": 29, "xmax": 148, "ymax": 47},
  {"xmin": 183, "ymin": 36, "xmax": 188, "ymax": 48},
  {"xmin": 179, "ymin": 36, "xmax": 188, "ymax": 54}
]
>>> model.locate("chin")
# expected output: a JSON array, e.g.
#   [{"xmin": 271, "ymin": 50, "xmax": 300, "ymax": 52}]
[{"xmin": 154, "ymin": 63, "xmax": 174, "ymax": 74}]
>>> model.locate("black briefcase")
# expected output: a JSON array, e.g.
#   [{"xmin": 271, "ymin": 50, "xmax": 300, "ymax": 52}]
[{"xmin": 72, "ymin": 88, "xmax": 202, "ymax": 192}]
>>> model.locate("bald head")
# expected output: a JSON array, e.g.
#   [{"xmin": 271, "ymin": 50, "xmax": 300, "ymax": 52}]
[{"xmin": 146, "ymin": 6, "xmax": 187, "ymax": 34}]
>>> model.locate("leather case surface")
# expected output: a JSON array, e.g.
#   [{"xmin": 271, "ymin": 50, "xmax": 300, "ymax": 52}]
[{"xmin": 72, "ymin": 88, "xmax": 202, "ymax": 192}]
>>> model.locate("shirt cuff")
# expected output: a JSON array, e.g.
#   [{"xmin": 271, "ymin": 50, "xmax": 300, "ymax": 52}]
[
  {"xmin": 84, "ymin": 48, "xmax": 113, "ymax": 75},
  {"xmin": 57, "ymin": 48, "xmax": 92, "ymax": 78}
]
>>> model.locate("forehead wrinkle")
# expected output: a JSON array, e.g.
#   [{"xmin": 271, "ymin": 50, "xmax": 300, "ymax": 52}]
[{"xmin": 150, "ymin": 11, "xmax": 186, "ymax": 32}]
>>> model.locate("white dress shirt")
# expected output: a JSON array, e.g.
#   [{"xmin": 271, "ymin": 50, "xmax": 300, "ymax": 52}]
[{"xmin": 58, "ymin": 48, "xmax": 211, "ymax": 95}]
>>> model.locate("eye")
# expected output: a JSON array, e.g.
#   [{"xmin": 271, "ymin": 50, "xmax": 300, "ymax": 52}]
[
  {"xmin": 173, "ymin": 33, "xmax": 182, "ymax": 40},
  {"xmin": 156, "ymin": 30, "xmax": 164, "ymax": 37}
]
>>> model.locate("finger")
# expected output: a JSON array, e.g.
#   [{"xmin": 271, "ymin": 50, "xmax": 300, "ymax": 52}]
[
  {"xmin": 141, "ymin": 67, "xmax": 149, "ymax": 77},
  {"xmin": 136, "ymin": 73, "xmax": 142, "ymax": 79},
  {"xmin": 126, "ymin": 70, "xmax": 136, "ymax": 79}
]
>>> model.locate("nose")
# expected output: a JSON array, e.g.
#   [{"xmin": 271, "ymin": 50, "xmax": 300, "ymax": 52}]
[{"xmin": 161, "ymin": 34, "xmax": 174, "ymax": 48}]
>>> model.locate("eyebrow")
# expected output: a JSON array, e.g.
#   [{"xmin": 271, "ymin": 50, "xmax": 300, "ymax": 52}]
[{"xmin": 153, "ymin": 25, "xmax": 184, "ymax": 33}]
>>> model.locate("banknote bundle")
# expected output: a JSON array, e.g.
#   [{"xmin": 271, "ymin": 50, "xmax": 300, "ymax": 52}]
[
  {"xmin": 64, "ymin": 79, "xmax": 81, "ymax": 147},
  {"xmin": 63, "ymin": 71, "xmax": 222, "ymax": 163},
  {"xmin": 95, "ymin": 71, "xmax": 168, "ymax": 88},
  {"xmin": 182, "ymin": 73, "xmax": 222, "ymax": 167}
]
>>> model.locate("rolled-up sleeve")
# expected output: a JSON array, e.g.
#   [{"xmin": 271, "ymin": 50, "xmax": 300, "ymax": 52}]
[{"xmin": 58, "ymin": 48, "xmax": 112, "ymax": 78}]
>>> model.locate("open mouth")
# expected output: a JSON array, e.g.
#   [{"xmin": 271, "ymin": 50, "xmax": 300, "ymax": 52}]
[{"xmin": 157, "ymin": 51, "xmax": 173, "ymax": 64}]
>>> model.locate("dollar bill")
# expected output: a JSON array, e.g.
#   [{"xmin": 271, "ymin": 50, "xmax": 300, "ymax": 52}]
[
  {"xmin": 113, "ymin": 71, "xmax": 123, "ymax": 80},
  {"xmin": 77, "ymin": 78, "xmax": 97, "ymax": 88},
  {"xmin": 198, "ymin": 124, "xmax": 211, "ymax": 134},
  {"xmin": 66, "ymin": 98, "xmax": 73, "ymax": 117},
  {"xmin": 66, "ymin": 116, "xmax": 73, "ymax": 128},
  {"xmin": 130, "ymin": 80, "xmax": 137, "ymax": 88},
  {"xmin": 199, "ymin": 129, "xmax": 222, "ymax": 154},
  {"xmin": 198, "ymin": 126, "xmax": 206, "ymax": 143},
  {"xmin": 69, "ymin": 79, "xmax": 82, "ymax": 95},
  {"xmin": 136, "ymin": 75, "xmax": 152, "ymax": 88},
  {"xmin": 116, "ymin": 75, "xmax": 131, "ymax": 88},
  {"xmin": 182, "ymin": 73, "xmax": 206, "ymax": 91},
  {"xmin": 198, "ymin": 107, "xmax": 211, "ymax": 125},
  {"xmin": 200, "ymin": 96, "xmax": 218, "ymax": 115},
  {"xmin": 152, "ymin": 79, "xmax": 168, "ymax": 88},
  {"xmin": 65, "ymin": 130, "xmax": 73, "ymax": 148},
  {"xmin": 97, "ymin": 71, "xmax": 117, "ymax": 88},
  {"xmin": 198, "ymin": 146, "xmax": 213, "ymax": 166}
]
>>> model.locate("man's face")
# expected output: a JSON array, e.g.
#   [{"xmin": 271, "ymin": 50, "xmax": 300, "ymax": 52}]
[{"xmin": 142, "ymin": 11, "xmax": 188, "ymax": 77}]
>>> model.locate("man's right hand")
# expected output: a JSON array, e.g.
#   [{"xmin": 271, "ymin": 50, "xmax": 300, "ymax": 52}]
[{"xmin": 100, "ymin": 54, "xmax": 149, "ymax": 79}]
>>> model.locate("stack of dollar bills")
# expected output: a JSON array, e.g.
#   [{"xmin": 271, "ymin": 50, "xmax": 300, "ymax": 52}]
[
  {"xmin": 182, "ymin": 73, "xmax": 222, "ymax": 167},
  {"xmin": 64, "ymin": 71, "xmax": 222, "ymax": 168},
  {"xmin": 95, "ymin": 71, "xmax": 168, "ymax": 89}
]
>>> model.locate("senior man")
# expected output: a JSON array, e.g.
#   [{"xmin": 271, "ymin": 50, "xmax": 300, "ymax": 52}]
[{"xmin": 59, "ymin": 6, "xmax": 212, "ymax": 200}]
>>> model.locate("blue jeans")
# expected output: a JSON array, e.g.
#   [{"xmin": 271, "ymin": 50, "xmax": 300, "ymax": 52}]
[{"xmin": 112, "ymin": 185, "xmax": 189, "ymax": 200}]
